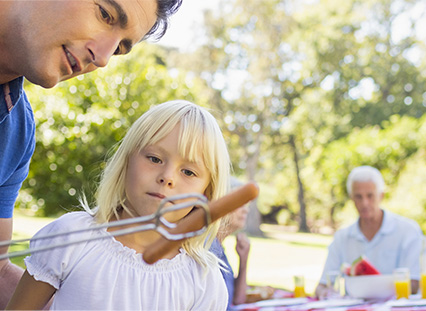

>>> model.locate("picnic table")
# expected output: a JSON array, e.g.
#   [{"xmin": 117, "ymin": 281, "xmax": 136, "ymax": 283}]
[{"xmin": 230, "ymin": 289, "xmax": 426, "ymax": 311}]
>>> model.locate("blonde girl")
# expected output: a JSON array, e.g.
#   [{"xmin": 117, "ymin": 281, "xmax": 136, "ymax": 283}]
[{"xmin": 7, "ymin": 100, "xmax": 231, "ymax": 310}]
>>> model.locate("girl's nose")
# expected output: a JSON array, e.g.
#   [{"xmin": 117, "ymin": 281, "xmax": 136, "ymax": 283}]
[
  {"xmin": 158, "ymin": 171, "xmax": 175, "ymax": 187},
  {"xmin": 159, "ymin": 178, "xmax": 174, "ymax": 187}
]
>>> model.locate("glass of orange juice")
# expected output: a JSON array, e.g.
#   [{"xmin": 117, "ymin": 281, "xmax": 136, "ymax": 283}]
[
  {"xmin": 393, "ymin": 268, "xmax": 411, "ymax": 299},
  {"xmin": 294, "ymin": 275, "xmax": 306, "ymax": 298},
  {"xmin": 421, "ymin": 273, "xmax": 426, "ymax": 299},
  {"xmin": 420, "ymin": 238, "xmax": 426, "ymax": 298}
]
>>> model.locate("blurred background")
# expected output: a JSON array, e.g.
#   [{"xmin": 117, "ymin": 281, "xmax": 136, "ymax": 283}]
[{"xmin": 12, "ymin": 0, "xmax": 426, "ymax": 294}]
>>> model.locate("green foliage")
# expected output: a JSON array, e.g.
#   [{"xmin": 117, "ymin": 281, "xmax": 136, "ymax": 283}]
[
  {"xmin": 317, "ymin": 115, "xmax": 425, "ymax": 226},
  {"xmin": 168, "ymin": 0, "xmax": 426, "ymax": 231},
  {"xmin": 16, "ymin": 0, "xmax": 426, "ymax": 235},
  {"xmin": 17, "ymin": 44, "xmax": 201, "ymax": 216},
  {"xmin": 387, "ymin": 149, "xmax": 426, "ymax": 231}
]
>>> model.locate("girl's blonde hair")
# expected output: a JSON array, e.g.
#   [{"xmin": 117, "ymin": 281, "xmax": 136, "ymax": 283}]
[{"xmin": 90, "ymin": 100, "xmax": 231, "ymax": 268}]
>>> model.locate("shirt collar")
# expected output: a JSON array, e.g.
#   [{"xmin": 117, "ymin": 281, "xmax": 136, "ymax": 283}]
[
  {"xmin": 1, "ymin": 77, "xmax": 24, "ymax": 117},
  {"xmin": 377, "ymin": 209, "xmax": 395, "ymax": 234},
  {"xmin": 348, "ymin": 209, "xmax": 394, "ymax": 240}
]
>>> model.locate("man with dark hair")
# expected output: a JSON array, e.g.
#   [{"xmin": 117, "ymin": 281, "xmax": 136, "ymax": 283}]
[{"xmin": 0, "ymin": 0, "xmax": 182, "ymax": 308}]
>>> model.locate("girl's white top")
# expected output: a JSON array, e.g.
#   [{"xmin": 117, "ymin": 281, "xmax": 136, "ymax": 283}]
[{"xmin": 25, "ymin": 212, "xmax": 228, "ymax": 310}]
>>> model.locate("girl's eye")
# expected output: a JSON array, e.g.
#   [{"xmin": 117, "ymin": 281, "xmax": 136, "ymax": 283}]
[
  {"xmin": 99, "ymin": 6, "xmax": 113, "ymax": 24},
  {"xmin": 182, "ymin": 169, "xmax": 196, "ymax": 177},
  {"xmin": 148, "ymin": 156, "xmax": 162, "ymax": 164}
]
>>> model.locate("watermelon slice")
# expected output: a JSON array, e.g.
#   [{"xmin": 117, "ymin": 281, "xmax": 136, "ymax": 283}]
[
  {"xmin": 340, "ymin": 263, "xmax": 351, "ymax": 276},
  {"xmin": 350, "ymin": 255, "xmax": 380, "ymax": 276}
]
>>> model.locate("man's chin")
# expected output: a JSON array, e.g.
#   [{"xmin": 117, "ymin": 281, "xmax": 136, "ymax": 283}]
[
  {"xmin": 26, "ymin": 75, "xmax": 60, "ymax": 89},
  {"xmin": 59, "ymin": 73, "xmax": 79, "ymax": 83}
]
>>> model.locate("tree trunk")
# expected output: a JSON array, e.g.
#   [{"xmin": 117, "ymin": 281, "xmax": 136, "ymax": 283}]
[
  {"xmin": 289, "ymin": 135, "xmax": 309, "ymax": 233},
  {"xmin": 244, "ymin": 132, "xmax": 264, "ymax": 237}
]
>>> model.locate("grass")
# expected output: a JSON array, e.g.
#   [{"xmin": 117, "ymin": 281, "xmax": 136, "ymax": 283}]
[
  {"xmin": 9, "ymin": 210, "xmax": 54, "ymax": 268},
  {"xmin": 223, "ymin": 224, "xmax": 332, "ymax": 295},
  {"xmin": 10, "ymin": 211, "xmax": 333, "ymax": 296}
]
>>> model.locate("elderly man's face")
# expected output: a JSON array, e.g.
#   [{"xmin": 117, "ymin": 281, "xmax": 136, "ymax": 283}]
[{"xmin": 351, "ymin": 181, "xmax": 383, "ymax": 221}]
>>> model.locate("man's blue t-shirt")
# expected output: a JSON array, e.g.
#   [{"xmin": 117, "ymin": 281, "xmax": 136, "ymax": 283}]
[{"xmin": 0, "ymin": 77, "xmax": 35, "ymax": 218}]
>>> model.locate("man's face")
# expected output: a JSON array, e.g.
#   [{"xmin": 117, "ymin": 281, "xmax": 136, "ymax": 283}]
[
  {"xmin": 12, "ymin": 0, "xmax": 158, "ymax": 88},
  {"xmin": 351, "ymin": 181, "xmax": 383, "ymax": 221}
]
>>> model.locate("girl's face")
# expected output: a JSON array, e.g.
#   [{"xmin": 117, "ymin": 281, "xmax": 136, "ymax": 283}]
[{"xmin": 124, "ymin": 124, "xmax": 211, "ymax": 222}]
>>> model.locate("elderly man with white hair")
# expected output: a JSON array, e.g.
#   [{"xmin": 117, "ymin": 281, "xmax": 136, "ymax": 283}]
[{"xmin": 315, "ymin": 165, "xmax": 423, "ymax": 299}]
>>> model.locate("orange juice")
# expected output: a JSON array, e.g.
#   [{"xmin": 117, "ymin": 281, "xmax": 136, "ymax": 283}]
[
  {"xmin": 294, "ymin": 285, "xmax": 306, "ymax": 298},
  {"xmin": 394, "ymin": 280, "xmax": 410, "ymax": 299},
  {"xmin": 294, "ymin": 275, "xmax": 305, "ymax": 298},
  {"xmin": 421, "ymin": 274, "xmax": 426, "ymax": 298}
]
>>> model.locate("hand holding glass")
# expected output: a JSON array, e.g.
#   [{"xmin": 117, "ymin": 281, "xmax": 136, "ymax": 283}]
[{"xmin": 325, "ymin": 271, "xmax": 343, "ymax": 298}]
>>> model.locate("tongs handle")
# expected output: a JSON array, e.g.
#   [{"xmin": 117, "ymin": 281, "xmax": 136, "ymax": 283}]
[{"xmin": 143, "ymin": 182, "xmax": 259, "ymax": 264}]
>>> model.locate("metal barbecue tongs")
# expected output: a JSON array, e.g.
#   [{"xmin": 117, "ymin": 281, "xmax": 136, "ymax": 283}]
[
  {"xmin": 0, "ymin": 182, "xmax": 259, "ymax": 264},
  {"xmin": 0, "ymin": 193, "xmax": 209, "ymax": 261}
]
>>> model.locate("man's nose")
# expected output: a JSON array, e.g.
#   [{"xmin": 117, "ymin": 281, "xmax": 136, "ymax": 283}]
[
  {"xmin": 86, "ymin": 35, "xmax": 120, "ymax": 68},
  {"xmin": 359, "ymin": 196, "xmax": 370, "ymax": 206}
]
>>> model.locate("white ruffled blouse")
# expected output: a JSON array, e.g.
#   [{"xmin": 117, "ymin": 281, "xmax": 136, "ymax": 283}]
[{"xmin": 25, "ymin": 212, "xmax": 228, "ymax": 310}]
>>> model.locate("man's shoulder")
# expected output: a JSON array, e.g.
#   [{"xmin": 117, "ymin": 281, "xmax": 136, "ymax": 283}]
[
  {"xmin": 332, "ymin": 221, "xmax": 358, "ymax": 241},
  {"xmin": 384, "ymin": 210, "xmax": 421, "ymax": 233},
  {"xmin": 335, "ymin": 219, "xmax": 358, "ymax": 233}
]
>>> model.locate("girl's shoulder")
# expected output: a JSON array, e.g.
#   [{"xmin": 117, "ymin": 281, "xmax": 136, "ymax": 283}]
[
  {"xmin": 55, "ymin": 210, "xmax": 94, "ymax": 224},
  {"xmin": 30, "ymin": 211, "xmax": 97, "ymax": 252},
  {"xmin": 25, "ymin": 212, "xmax": 98, "ymax": 289},
  {"xmin": 39, "ymin": 211, "xmax": 95, "ymax": 234}
]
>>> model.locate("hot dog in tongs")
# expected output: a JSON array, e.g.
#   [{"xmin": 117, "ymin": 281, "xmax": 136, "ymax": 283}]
[{"xmin": 143, "ymin": 182, "xmax": 259, "ymax": 264}]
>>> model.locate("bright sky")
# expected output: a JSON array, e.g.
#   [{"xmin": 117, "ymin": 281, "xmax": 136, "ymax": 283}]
[
  {"xmin": 155, "ymin": 0, "xmax": 219, "ymax": 51},
  {"xmin": 154, "ymin": 0, "xmax": 426, "ymax": 102}
]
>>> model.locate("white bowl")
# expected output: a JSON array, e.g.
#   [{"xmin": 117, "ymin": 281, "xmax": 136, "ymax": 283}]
[{"xmin": 345, "ymin": 275, "xmax": 395, "ymax": 299}]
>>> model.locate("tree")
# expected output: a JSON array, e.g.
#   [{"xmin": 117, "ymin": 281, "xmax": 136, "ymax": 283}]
[
  {"xmin": 318, "ymin": 114, "xmax": 424, "ymax": 226},
  {"xmin": 19, "ymin": 44, "xmax": 202, "ymax": 216},
  {"xmin": 168, "ymin": 0, "xmax": 426, "ymax": 232}
]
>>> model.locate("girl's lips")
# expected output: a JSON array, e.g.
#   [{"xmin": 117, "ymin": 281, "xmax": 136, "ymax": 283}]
[
  {"xmin": 148, "ymin": 192, "xmax": 177, "ymax": 205},
  {"xmin": 148, "ymin": 192, "xmax": 166, "ymax": 199}
]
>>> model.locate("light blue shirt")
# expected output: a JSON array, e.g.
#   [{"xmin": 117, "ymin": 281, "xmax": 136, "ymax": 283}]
[{"xmin": 319, "ymin": 209, "xmax": 423, "ymax": 284}]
